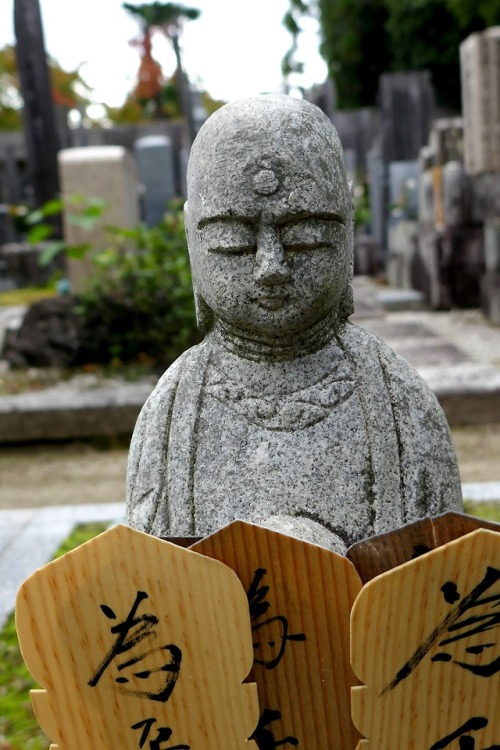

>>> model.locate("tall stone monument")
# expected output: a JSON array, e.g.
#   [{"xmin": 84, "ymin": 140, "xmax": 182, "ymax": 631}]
[
  {"xmin": 127, "ymin": 96, "xmax": 462, "ymax": 555},
  {"xmin": 460, "ymin": 27, "xmax": 500, "ymax": 176},
  {"xmin": 135, "ymin": 135, "xmax": 175, "ymax": 226},
  {"xmin": 379, "ymin": 71, "xmax": 433, "ymax": 164},
  {"xmin": 58, "ymin": 146, "xmax": 140, "ymax": 293},
  {"xmin": 460, "ymin": 27, "xmax": 500, "ymax": 321}
]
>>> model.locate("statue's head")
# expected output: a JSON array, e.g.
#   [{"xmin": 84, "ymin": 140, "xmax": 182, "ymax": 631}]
[{"xmin": 185, "ymin": 95, "xmax": 353, "ymax": 337}]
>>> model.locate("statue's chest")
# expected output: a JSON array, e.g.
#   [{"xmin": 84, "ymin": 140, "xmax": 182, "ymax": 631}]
[{"xmin": 192, "ymin": 372, "xmax": 373, "ymax": 540}]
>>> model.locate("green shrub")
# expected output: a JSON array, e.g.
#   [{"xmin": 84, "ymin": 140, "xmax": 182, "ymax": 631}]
[
  {"xmin": 17, "ymin": 197, "xmax": 200, "ymax": 369},
  {"xmin": 75, "ymin": 206, "xmax": 200, "ymax": 368}
]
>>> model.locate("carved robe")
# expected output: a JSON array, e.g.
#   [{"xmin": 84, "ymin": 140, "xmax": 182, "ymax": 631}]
[{"xmin": 126, "ymin": 322, "xmax": 463, "ymax": 552}]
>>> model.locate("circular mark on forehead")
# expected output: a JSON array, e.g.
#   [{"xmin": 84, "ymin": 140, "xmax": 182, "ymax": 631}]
[{"xmin": 253, "ymin": 169, "xmax": 280, "ymax": 195}]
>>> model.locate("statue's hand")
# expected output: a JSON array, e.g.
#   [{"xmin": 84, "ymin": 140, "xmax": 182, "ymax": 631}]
[{"xmin": 264, "ymin": 514, "xmax": 347, "ymax": 555}]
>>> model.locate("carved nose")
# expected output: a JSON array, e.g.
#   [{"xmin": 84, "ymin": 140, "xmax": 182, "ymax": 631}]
[{"xmin": 253, "ymin": 226, "xmax": 291, "ymax": 285}]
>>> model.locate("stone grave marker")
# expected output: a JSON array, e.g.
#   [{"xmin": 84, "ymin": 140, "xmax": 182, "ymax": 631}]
[
  {"xmin": 15, "ymin": 524, "xmax": 259, "ymax": 750},
  {"xmin": 379, "ymin": 71, "xmax": 433, "ymax": 163},
  {"xmin": 58, "ymin": 146, "xmax": 140, "ymax": 293},
  {"xmin": 460, "ymin": 27, "xmax": 500, "ymax": 176},
  {"xmin": 366, "ymin": 146, "xmax": 385, "ymax": 248},
  {"xmin": 135, "ymin": 135, "xmax": 176, "ymax": 227},
  {"xmin": 482, "ymin": 219, "xmax": 500, "ymax": 323}
]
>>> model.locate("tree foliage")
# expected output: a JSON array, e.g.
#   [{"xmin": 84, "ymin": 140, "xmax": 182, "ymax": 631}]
[
  {"xmin": 122, "ymin": 1, "xmax": 200, "ymax": 33},
  {"xmin": 0, "ymin": 45, "xmax": 23, "ymax": 130},
  {"xmin": 285, "ymin": 0, "xmax": 500, "ymax": 110},
  {"xmin": 0, "ymin": 44, "xmax": 92, "ymax": 131},
  {"xmin": 318, "ymin": 0, "xmax": 390, "ymax": 109},
  {"xmin": 122, "ymin": 2, "xmax": 200, "ymax": 137}
]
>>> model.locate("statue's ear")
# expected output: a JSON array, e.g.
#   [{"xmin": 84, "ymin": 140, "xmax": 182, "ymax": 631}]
[
  {"xmin": 184, "ymin": 201, "xmax": 191, "ymax": 250},
  {"xmin": 184, "ymin": 200, "xmax": 215, "ymax": 334},
  {"xmin": 337, "ymin": 206, "xmax": 354, "ymax": 320},
  {"xmin": 193, "ymin": 288, "xmax": 215, "ymax": 334}
]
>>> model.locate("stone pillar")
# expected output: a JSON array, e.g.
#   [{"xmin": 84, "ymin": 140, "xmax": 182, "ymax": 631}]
[
  {"xmin": 429, "ymin": 118, "xmax": 464, "ymax": 167},
  {"xmin": 460, "ymin": 27, "xmax": 500, "ymax": 176},
  {"xmin": 366, "ymin": 147, "xmax": 385, "ymax": 248},
  {"xmin": 135, "ymin": 135, "xmax": 175, "ymax": 227},
  {"xmin": 379, "ymin": 71, "xmax": 434, "ymax": 163},
  {"xmin": 386, "ymin": 161, "xmax": 419, "ymax": 289},
  {"xmin": 58, "ymin": 146, "xmax": 140, "ymax": 293},
  {"xmin": 482, "ymin": 219, "xmax": 500, "ymax": 323}
]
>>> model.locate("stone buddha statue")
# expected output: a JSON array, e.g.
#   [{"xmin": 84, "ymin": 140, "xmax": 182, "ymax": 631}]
[{"xmin": 127, "ymin": 95, "xmax": 462, "ymax": 555}]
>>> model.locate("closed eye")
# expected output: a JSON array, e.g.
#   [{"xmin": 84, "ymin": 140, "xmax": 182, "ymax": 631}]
[
  {"xmin": 198, "ymin": 218, "xmax": 256, "ymax": 254},
  {"xmin": 282, "ymin": 241, "xmax": 332, "ymax": 252},
  {"xmin": 208, "ymin": 244, "xmax": 255, "ymax": 255},
  {"xmin": 280, "ymin": 218, "xmax": 342, "ymax": 250}
]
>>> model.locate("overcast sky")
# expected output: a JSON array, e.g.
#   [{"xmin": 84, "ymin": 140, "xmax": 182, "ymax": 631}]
[{"xmin": 0, "ymin": 0, "xmax": 327, "ymax": 106}]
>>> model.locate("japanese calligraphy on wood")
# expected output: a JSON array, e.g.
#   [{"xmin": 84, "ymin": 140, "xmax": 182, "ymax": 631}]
[
  {"xmin": 192, "ymin": 520, "xmax": 363, "ymax": 750},
  {"xmin": 15, "ymin": 524, "xmax": 259, "ymax": 750},
  {"xmin": 351, "ymin": 528, "xmax": 500, "ymax": 750}
]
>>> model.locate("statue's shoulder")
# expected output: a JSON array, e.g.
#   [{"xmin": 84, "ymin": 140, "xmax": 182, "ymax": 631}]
[
  {"xmin": 131, "ymin": 341, "xmax": 209, "ymax": 443},
  {"xmin": 338, "ymin": 320, "xmax": 454, "ymax": 441},
  {"xmin": 338, "ymin": 321, "xmax": 462, "ymax": 514},
  {"xmin": 339, "ymin": 321, "xmax": 434, "ymax": 399},
  {"xmin": 144, "ymin": 341, "xmax": 209, "ymax": 407}
]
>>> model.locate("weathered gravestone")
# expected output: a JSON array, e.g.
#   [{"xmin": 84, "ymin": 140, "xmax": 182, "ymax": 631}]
[
  {"xmin": 483, "ymin": 219, "xmax": 500, "ymax": 323},
  {"xmin": 460, "ymin": 27, "xmax": 500, "ymax": 320},
  {"xmin": 126, "ymin": 95, "xmax": 463, "ymax": 555},
  {"xmin": 58, "ymin": 146, "xmax": 140, "ymax": 293},
  {"xmin": 460, "ymin": 27, "xmax": 500, "ymax": 177},
  {"xmin": 379, "ymin": 72, "xmax": 433, "ymax": 165},
  {"xmin": 386, "ymin": 161, "xmax": 419, "ymax": 289},
  {"xmin": 135, "ymin": 135, "xmax": 176, "ymax": 227}
]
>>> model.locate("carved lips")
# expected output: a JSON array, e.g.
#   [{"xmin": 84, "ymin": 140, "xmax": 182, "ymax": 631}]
[{"xmin": 253, "ymin": 293, "xmax": 290, "ymax": 311}]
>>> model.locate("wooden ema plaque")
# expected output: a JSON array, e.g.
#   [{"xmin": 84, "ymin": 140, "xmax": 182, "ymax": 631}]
[
  {"xmin": 15, "ymin": 524, "xmax": 259, "ymax": 750},
  {"xmin": 192, "ymin": 520, "xmax": 363, "ymax": 750},
  {"xmin": 347, "ymin": 511, "xmax": 500, "ymax": 584},
  {"xmin": 350, "ymin": 528, "xmax": 500, "ymax": 750}
]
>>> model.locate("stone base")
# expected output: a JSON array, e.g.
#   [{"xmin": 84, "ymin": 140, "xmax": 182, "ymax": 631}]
[{"xmin": 0, "ymin": 379, "xmax": 155, "ymax": 443}]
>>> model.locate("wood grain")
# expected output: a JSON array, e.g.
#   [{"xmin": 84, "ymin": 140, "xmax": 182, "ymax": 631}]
[
  {"xmin": 350, "ymin": 528, "xmax": 500, "ymax": 750},
  {"xmin": 347, "ymin": 511, "xmax": 500, "ymax": 584},
  {"xmin": 16, "ymin": 524, "xmax": 259, "ymax": 750},
  {"xmin": 192, "ymin": 520, "xmax": 363, "ymax": 750}
]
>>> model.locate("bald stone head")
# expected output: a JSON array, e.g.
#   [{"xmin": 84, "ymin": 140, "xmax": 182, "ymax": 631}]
[{"xmin": 185, "ymin": 95, "xmax": 354, "ymax": 338}]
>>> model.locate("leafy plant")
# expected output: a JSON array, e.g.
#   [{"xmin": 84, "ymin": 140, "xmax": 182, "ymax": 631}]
[
  {"xmin": 75, "ymin": 204, "xmax": 200, "ymax": 367},
  {"xmin": 11, "ymin": 194, "xmax": 106, "ymax": 267},
  {"xmin": 10, "ymin": 195, "xmax": 199, "ymax": 369}
]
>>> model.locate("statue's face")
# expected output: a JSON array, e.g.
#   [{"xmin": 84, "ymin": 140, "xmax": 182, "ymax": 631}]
[{"xmin": 186, "ymin": 98, "xmax": 352, "ymax": 338}]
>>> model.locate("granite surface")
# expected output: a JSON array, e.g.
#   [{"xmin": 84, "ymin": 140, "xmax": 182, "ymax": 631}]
[{"xmin": 127, "ymin": 95, "xmax": 463, "ymax": 553}]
